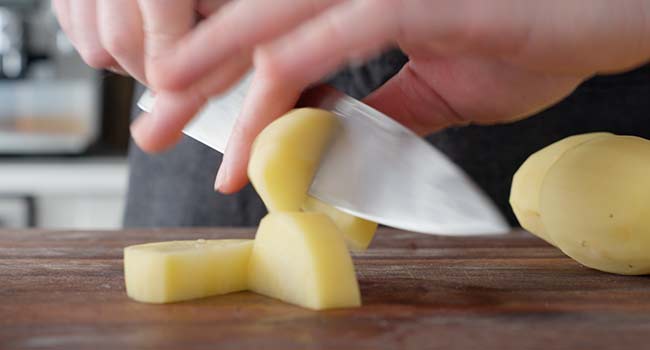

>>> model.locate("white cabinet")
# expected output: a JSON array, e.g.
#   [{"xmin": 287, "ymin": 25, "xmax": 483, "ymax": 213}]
[
  {"xmin": 0, "ymin": 158, "xmax": 128, "ymax": 229},
  {"xmin": 36, "ymin": 195, "xmax": 125, "ymax": 229},
  {"xmin": 0, "ymin": 197, "xmax": 31, "ymax": 228}
]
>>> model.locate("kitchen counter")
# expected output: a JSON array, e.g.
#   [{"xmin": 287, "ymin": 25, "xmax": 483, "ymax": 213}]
[{"xmin": 1, "ymin": 228, "xmax": 649, "ymax": 349}]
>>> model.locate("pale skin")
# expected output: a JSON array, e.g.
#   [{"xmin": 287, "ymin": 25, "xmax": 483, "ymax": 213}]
[{"xmin": 53, "ymin": 0, "xmax": 650, "ymax": 194}]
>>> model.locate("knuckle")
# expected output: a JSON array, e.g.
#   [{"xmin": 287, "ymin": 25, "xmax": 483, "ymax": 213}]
[
  {"xmin": 321, "ymin": 11, "xmax": 345, "ymax": 42},
  {"xmin": 454, "ymin": 0, "xmax": 501, "ymax": 46},
  {"xmin": 253, "ymin": 49, "xmax": 284, "ymax": 84},
  {"xmin": 195, "ymin": 0, "xmax": 224, "ymax": 16},
  {"xmin": 102, "ymin": 30, "xmax": 138, "ymax": 58},
  {"xmin": 142, "ymin": 25, "xmax": 184, "ymax": 44},
  {"xmin": 372, "ymin": 0, "xmax": 400, "ymax": 11},
  {"xmin": 79, "ymin": 47, "xmax": 114, "ymax": 68}
]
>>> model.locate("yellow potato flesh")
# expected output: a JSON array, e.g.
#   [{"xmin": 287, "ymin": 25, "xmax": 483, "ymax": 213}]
[
  {"xmin": 248, "ymin": 212, "xmax": 361, "ymax": 310},
  {"xmin": 124, "ymin": 108, "xmax": 366, "ymax": 308},
  {"xmin": 248, "ymin": 108, "xmax": 338, "ymax": 212},
  {"xmin": 249, "ymin": 107, "xmax": 378, "ymax": 252},
  {"xmin": 302, "ymin": 196, "xmax": 377, "ymax": 251},
  {"xmin": 124, "ymin": 240, "xmax": 253, "ymax": 303},
  {"xmin": 509, "ymin": 132, "xmax": 611, "ymax": 244},
  {"xmin": 540, "ymin": 136, "xmax": 650, "ymax": 274}
]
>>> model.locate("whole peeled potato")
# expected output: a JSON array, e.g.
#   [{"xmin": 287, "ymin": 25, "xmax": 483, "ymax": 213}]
[
  {"xmin": 540, "ymin": 135, "xmax": 650, "ymax": 275},
  {"xmin": 509, "ymin": 132, "xmax": 611, "ymax": 245}
]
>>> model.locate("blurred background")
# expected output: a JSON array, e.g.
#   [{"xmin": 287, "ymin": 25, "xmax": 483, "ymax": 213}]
[{"xmin": 0, "ymin": 0, "xmax": 133, "ymax": 229}]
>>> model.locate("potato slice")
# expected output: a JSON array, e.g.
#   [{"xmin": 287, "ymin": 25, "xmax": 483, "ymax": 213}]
[
  {"xmin": 510, "ymin": 132, "xmax": 611, "ymax": 244},
  {"xmin": 248, "ymin": 212, "xmax": 361, "ymax": 310},
  {"xmin": 124, "ymin": 240, "xmax": 253, "ymax": 303},
  {"xmin": 540, "ymin": 135, "xmax": 650, "ymax": 274},
  {"xmin": 302, "ymin": 196, "xmax": 377, "ymax": 251},
  {"xmin": 248, "ymin": 108, "xmax": 338, "ymax": 212}
]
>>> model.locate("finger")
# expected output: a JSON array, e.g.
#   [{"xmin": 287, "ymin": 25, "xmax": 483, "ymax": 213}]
[
  {"xmin": 151, "ymin": 0, "xmax": 343, "ymax": 90},
  {"xmin": 130, "ymin": 93, "xmax": 201, "ymax": 153},
  {"xmin": 69, "ymin": 0, "xmax": 114, "ymax": 68},
  {"xmin": 254, "ymin": 0, "xmax": 399, "ymax": 91},
  {"xmin": 97, "ymin": 0, "xmax": 147, "ymax": 83},
  {"xmin": 363, "ymin": 62, "xmax": 467, "ymax": 136},
  {"xmin": 195, "ymin": 0, "xmax": 230, "ymax": 18},
  {"xmin": 52, "ymin": 0, "xmax": 73, "ymax": 42},
  {"xmin": 213, "ymin": 0, "xmax": 400, "ymax": 188},
  {"xmin": 136, "ymin": 0, "xmax": 195, "ymax": 83},
  {"xmin": 130, "ymin": 55, "xmax": 251, "ymax": 153},
  {"xmin": 215, "ymin": 63, "xmax": 302, "ymax": 193},
  {"xmin": 105, "ymin": 63, "xmax": 129, "ymax": 76}
]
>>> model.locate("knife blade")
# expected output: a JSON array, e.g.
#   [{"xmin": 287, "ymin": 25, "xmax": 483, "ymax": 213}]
[{"xmin": 138, "ymin": 73, "xmax": 510, "ymax": 235}]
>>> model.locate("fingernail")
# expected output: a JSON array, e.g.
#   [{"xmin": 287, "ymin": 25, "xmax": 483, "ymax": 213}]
[
  {"xmin": 130, "ymin": 113, "xmax": 149, "ymax": 142},
  {"xmin": 214, "ymin": 165, "xmax": 227, "ymax": 192}
]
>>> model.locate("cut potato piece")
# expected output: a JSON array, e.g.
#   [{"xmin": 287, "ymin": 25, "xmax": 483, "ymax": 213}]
[
  {"xmin": 510, "ymin": 132, "xmax": 611, "ymax": 244},
  {"xmin": 540, "ymin": 135, "xmax": 650, "ymax": 274},
  {"xmin": 124, "ymin": 239, "xmax": 253, "ymax": 303},
  {"xmin": 248, "ymin": 212, "xmax": 361, "ymax": 310},
  {"xmin": 302, "ymin": 196, "xmax": 377, "ymax": 250},
  {"xmin": 248, "ymin": 108, "xmax": 338, "ymax": 212}
]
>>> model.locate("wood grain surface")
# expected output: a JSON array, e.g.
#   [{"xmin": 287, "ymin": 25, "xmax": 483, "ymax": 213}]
[{"xmin": 1, "ymin": 228, "xmax": 650, "ymax": 350}]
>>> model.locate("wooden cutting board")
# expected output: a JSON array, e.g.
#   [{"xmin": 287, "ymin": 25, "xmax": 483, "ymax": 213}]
[{"xmin": 1, "ymin": 228, "xmax": 650, "ymax": 349}]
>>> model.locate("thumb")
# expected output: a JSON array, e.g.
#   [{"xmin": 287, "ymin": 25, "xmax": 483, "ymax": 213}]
[{"xmin": 362, "ymin": 62, "xmax": 467, "ymax": 137}]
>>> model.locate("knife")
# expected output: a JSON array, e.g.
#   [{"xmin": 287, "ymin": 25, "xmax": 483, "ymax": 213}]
[{"xmin": 137, "ymin": 73, "xmax": 510, "ymax": 235}]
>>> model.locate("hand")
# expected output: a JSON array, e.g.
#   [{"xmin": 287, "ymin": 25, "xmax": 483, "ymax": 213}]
[
  {"xmin": 58, "ymin": 1, "xmax": 650, "ymax": 195},
  {"xmin": 52, "ymin": 0, "xmax": 250, "ymax": 152},
  {"xmin": 143, "ymin": 0, "xmax": 650, "ymax": 194},
  {"xmin": 51, "ymin": 0, "xmax": 227, "ymax": 83}
]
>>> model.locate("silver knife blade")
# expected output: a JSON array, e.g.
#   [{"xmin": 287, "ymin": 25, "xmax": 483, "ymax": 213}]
[{"xmin": 138, "ymin": 73, "xmax": 510, "ymax": 235}]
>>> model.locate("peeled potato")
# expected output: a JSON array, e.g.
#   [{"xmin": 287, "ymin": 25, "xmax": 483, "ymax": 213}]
[
  {"xmin": 540, "ymin": 135, "xmax": 650, "ymax": 274},
  {"xmin": 510, "ymin": 132, "xmax": 611, "ymax": 244},
  {"xmin": 248, "ymin": 212, "xmax": 361, "ymax": 310},
  {"xmin": 124, "ymin": 240, "xmax": 253, "ymax": 303},
  {"xmin": 124, "ymin": 109, "xmax": 369, "ymax": 309},
  {"xmin": 248, "ymin": 108, "xmax": 338, "ymax": 212},
  {"xmin": 249, "ymin": 107, "xmax": 378, "ymax": 252},
  {"xmin": 302, "ymin": 196, "xmax": 377, "ymax": 251},
  {"xmin": 247, "ymin": 108, "xmax": 366, "ymax": 309}
]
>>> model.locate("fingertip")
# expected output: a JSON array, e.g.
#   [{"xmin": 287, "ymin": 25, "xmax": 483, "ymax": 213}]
[
  {"xmin": 129, "ymin": 112, "xmax": 183, "ymax": 153},
  {"xmin": 253, "ymin": 47, "xmax": 290, "ymax": 86},
  {"xmin": 130, "ymin": 114, "xmax": 155, "ymax": 152},
  {"xmin": 215, "ymin": 166, "xmax": 250, "ymax": 194},
  {"xmin": 215, "ymin": 141, "xmax": 252, "ymax": 194},
  {"xmin": 215, "ymin": 176, "xmax": 249, "ymax": 194},
  {"xmin": 131, "ymin": 129, "xmax": 183, "ymax": 153},
  {"xmin": 213, "ymin": 166, "xmax": 226, "ymax": 192},
  {"xmin": 131, "ymin": 91, "xmax": 205, "ymax": 153}
]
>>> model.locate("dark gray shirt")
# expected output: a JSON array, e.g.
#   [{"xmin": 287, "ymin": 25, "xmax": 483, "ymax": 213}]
[{"xmin": 124, "ymin": 51, "xmax": 650, "ymax": 228}]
